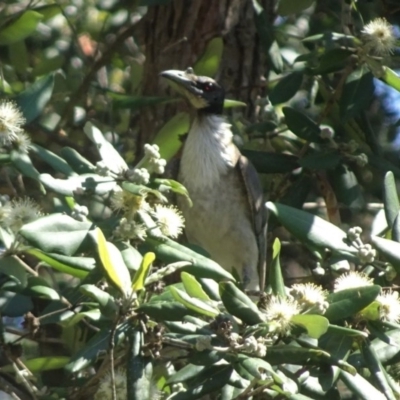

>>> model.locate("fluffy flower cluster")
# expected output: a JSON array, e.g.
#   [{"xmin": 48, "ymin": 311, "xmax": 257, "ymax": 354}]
[
  {"xmin": 143, "ymin": 144, "xmax": 167, "ymax": 175},
  {"xmin": 377, "ymin": 290, "xmax": 400, "ymax": 323},
  {"xmin": 263, "ymin": 295, "xmax": 300, "ymax": 335},
  {"xmin": 334, "ymin": 271, "xmax": 373, "ymax": 292},
  {"xmin": 361, "ymin": 18, "xmax": 396, "ymax": 56},
  {"xmin": 290, "ymin": 283, "xmax": 329, "ymax": 314},
  {"xmin": 0, "ymin": 100, "xmax": 30, "ymax": 152},
  {"xmin": 6, "ymin": 197, "xmax": 41, "ymax": 233}
]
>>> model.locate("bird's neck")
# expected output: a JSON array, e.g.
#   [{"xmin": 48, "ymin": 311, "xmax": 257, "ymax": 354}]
[{"xmin": 180, "ymin": 113, "xmax": 240, "ymax": 189}]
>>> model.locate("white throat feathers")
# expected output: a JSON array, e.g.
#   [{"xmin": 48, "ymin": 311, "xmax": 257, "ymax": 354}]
[{"xmin": 180, "ymin": 114, "xmax": 239, "ymax": 189}]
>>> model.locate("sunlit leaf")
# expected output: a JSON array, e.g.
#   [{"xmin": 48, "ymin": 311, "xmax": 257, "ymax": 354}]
[
  {"xmin": 132, "ymin": 252, "xmax": 155, "ymax": 291},
  {"xmin": 96, "ymin": 228, "xmax": 132, "ymax": 297},
  {"xmin": 0, "ymin": 11, "xmax": 43, "ymax": 45}
]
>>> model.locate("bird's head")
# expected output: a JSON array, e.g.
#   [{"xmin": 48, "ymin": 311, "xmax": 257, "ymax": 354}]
[{"xmin": 161, "ymin": 67, "xmax": 225, "ymax": 114}]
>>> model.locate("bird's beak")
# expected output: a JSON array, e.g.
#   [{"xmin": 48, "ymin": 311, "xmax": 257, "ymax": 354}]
[{"xmin": 160, "ymin": 69, "xmax": 198, "ymax": 97}]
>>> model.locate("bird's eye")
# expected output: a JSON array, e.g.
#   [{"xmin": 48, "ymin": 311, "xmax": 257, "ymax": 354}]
[{"xmin": 203, "ymin": 83, "xmax": 215, "ymax": 92}]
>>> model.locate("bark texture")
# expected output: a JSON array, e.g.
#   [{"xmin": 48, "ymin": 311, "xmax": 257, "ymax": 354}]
[{"xmin": 135, "ymin": 0, "xmax": 274, "ymax": 147}]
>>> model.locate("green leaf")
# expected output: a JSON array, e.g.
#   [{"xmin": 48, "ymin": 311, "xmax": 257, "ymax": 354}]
[
  {"xmin": 382, "ymin": 67, "xmax": 400, "ymax": 92},
  {"xmin": 154, "ymin": 178, "xmax": 192, "ymax": 207},
  {"xmin": 0, "ymin": 11, "xmax": 43, "ymax": 45},
  {"xmin": 223, "ymin": 99, "xmax": 247, "ymax": 108},
  {"xmin": 152, "ymin": 112, "xmax": 190, "ymax": 161},
  {"xmin": 170, "ymin": 287, "xmax": 219, "ymax": 317},
  {"xmin": 291, "ymin": 314, "xmax": 329, "ymax": 339},
  {"xmin": 0, "ymin": 292, "xmax": 33, "ymax": 317},
  {"xmin": 241, "ymin": 150, "xmax": 299, "ymax": 174},
  {"xmin": 237, "ymin": 354, "xmax": 281, "ymax": 382},
  {"xmin": 360, "ymin": 340, "xmax": 396, "ymax": 400},
  {"xmin": 181, "ymin": 272, "xmax": 211, "ymax": 302},
  {"xmin": 30, "ymin": 144, "xmax": 76, "ymax": 176},
  {"xmin": 371, "ymin": 330, "xmax": 400, "ymax": 364},
  {"xmin": 65, "ymin": 322, "xmax": 130, "ymax": 373},
  {"xmin": 139, "ymin": 301, "xmax": 196, "ymax": 321},
  {"xmin": 324, "ymin": 286, "xmax": 381, "ymax": 322},
  {"xmin": 60, "ymin": 147, "xmax": 96, "ymax": 174},
  {"xmin": 34, "ymin": 4, "xmax": 62, "ymax": 21},
  {"xmin": 171, "ymin": 366, "xmax": 233, "ymax": 400},
  {"xmin": 283, "ymin": 107, "xmax": 322, "ymax": 143},
  {"xmin": 19, "ymin": 214, "xmax": 94, "ymax": 256},
  {"xmin": 219, "ymin": 281, "xmax": 265, "ymax": 325},
  {"xmin": 132, "ymin": 252, "xmax": 155, "ymax": 291},
  {"xmin": 83, "ymin": 122, "xmax": 128, "ymax": 173},
  {"xmin": 115, "ymin": 241, "xmax": 143, "ymax": 271},
  {"xmin": 10, "ymin": 150, "xmax": 41, "ymax": 181},
  {"xmin": 300, "ymin": 150, "xmax": 341, "ymax": 170},
  {"xmin": 311, "ymin": 48, "xmax": 354, "ymax": 75},
  {"xmin": 143, "ymin": 237, "xmax": 235, "ymax": 282},
  {"xmin": 340, "ymin": 370, "xmax": 386, "ymax": 400},
  {"xmin": 270, "ymin": 71, "xmax": 304, "ymax": 105},
  {"xmin": 40, "ymin": 173, "xmax": 117, "ymax": 197},
  {"xmin": 371, "ymin": 236, "xmax": 400, "ymax": 273},
  {"xmin": 0, "ymin": 356, "xmax": 69, "ymax": 373},
  {"xmin": 80, "ymin": 284, "xmax": 119, "ymax": 318},
  {"xmin": 166, "ymin": 364, "xmax": 205, "ymax": 384},
  {"xmin": 266, "ymin": 202, "xmax": 357, "ymax": 258},
  {"xmin": 194, "ymin": 37, "xmax": 223, "ymax": 77},
  {"xmin": 269, "ymin": 238, "xmax": 285, "ymax": 296},
  {"xmin": 16, "ymin": 73, "xmax": 55, "ymax": 123},
  {"xmin": 26, "ymin": 249, "xmax": 90, "ymax": 279},
  {"xmin": 383, "ymin": 171, "xmax": 399, "ymax": 229},
  {"xmin": 127, "ymin": 327, "xmax": 153, "ymax": 399},
  {"xmin": 110, "ymin": 93, "xmax": 175, "ymax": 110},
  {"xmin": 277, "ymin": 0, "xmax": 315, "ymax": 15},
  {"xmin": 340, "ymin": 66, "xmax": 374, "ymax": 120},
  {"xmin": 0, "ymin": 256, "xmax": 28, "ymax": 287},
  {"xmin": 328, "ymin": 165, "xmax": 365, "ymax": 209},
  {"xmin": 96, "ymin": 228, "xmax": 132, "ymax": 297},
  {"xmin": 61, "ymin": 309, "xmax": 102, "ymax": 328},
  {"xmin": 24, "ymin": 276, "xmax": 60, "ymax": 300}
]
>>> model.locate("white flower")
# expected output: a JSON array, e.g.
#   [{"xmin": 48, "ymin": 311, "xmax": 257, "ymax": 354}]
[
  {"xmin": 148, "ymin": 158, "xmax": 167, "ymax": 175},
  {"xmin": 377, "ymin": 290, "xmax": 400, "ymax": 323},
  {"xmin": 144, "ymin": 143, "xmax": 161, "ymax": 159},
  {"xmin": 290, "ymin": 283, "xmax": 329, "ymax": 314},
  {"xmin": 6, "ymin": 198, "xmax": 41, "ymax": 233},
  {"xmin": 0, "ymin": 100, "xmax": 25, "ymax": 145},
  {"xmin": 263, "ymin": 296, "xmax": 300, "ymax": 335},
  {"xmin": 334, "ymin": 271, "xmax": 373, "ymax": 292},
  {"xmin": 153, "ymin": 204, "xmax": 184, "ymax": 238},
  {"xmin": 126, "ymin": 168, "xmax": 150, "ymax": 185},
  {"xmin": 94, "ymin": 367, "xmax": 126, "ymax": 400},
  {"xmin": 110, "ymin": 188, "xmax": 148, "ymax": 216},
  {"xmin": 113, "ymin": 218, "xmax": 147, "ymax": 241},
  {"xmin": 12, "ymin": 131, "xmax": 31, "ymax": 153},
  {"xmin": 361, "ymin": 18, "xmax": 396, "ymax": 56}
]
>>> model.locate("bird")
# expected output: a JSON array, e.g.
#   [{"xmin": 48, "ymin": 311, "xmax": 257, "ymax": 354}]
[{"xmin": 160, "ymin": 67, "xmax": 267, "ymax": 291}]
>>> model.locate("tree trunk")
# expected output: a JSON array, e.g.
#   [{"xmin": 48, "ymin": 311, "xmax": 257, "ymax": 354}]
[{"xmin": 135, "ymin": 0, "xmax": 275, "ymax": 150}]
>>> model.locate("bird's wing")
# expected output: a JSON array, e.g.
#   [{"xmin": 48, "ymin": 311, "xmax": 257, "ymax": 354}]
[{"xmin": 237, "ymin": 154, "xmax": 268, "ymax": 292}]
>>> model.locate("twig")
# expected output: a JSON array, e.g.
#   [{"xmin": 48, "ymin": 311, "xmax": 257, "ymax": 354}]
[{"xmin": 59, "ymin": 23, "xmax": 140, "ymax": 126}]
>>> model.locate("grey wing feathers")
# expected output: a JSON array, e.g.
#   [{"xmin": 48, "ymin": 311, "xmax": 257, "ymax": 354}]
[{"xmin": 237, "ymin": 155, "xmax": 268, "ymax": 292}]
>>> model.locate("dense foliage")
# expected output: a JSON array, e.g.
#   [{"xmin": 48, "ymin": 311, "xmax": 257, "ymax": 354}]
[{"xmin": 1, "ymin": 0, "xmax": 400, "ymax": 399}]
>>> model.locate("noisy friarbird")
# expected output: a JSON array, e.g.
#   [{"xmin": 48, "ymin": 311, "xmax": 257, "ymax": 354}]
[{"xmin": 161, "ymin": 68, "xmax": 267, "ymax": 291}]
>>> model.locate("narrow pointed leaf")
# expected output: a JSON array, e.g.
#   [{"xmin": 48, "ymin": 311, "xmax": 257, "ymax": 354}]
[
  {"xmin": 181, "ymin": 272, "xmax": 211, "ymax": 301},
  {"xmin": 269, "ymin": 238, "xmax": 285, "ymax": 296},
  {"xmin": 170, "ymin": 287, "xmax": 219, "ymax": 317},
  {"xmin": 96, "ymin": 228, "xmax": 131, "ymax": 297},
  {"xmin": 219, "ymin": 281, "xmax": 265, "ymax": 325},
  {"xmin": 383, "ymin": 171, "xmax": 400, "ymax": 229},
  {"xmin": 194, "ymin": 37, "xmax": 223, "ymax": 77},
  {"xmin": 132, "ymin": 252, "xmax": 155, "ymax": 291}
]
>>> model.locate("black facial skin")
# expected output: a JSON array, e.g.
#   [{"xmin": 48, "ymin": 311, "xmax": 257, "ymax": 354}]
[{"xmin": 194, "ymin": 77, "xmax": 225, "ymax": 115}]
